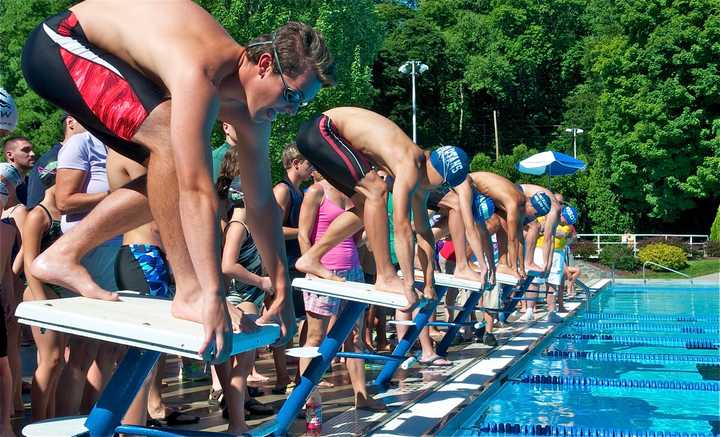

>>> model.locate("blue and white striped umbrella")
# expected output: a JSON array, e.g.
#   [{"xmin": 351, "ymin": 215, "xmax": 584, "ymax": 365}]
[{"xmin": 516, "ymin": 151, "xmax": 586, "ymax": 176}]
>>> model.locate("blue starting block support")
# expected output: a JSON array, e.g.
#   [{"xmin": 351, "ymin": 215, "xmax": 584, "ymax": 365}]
[
  {"xmin": 373, "ymin": 284, "xmax": 448, "ymax": 389},
  {"xmin": 498, "ymin": 271, "xmax": 543, "ymax": 322},
  {"xmin": 268, "ymin": 276, "xmax": 428, "ymax": 436},
  {"xmin": 433, "ymin": 272, "xmax": 521, "ymax": 357},
  {"xmin": 15, "ymin": 293, "xmax": 279, "ymax": 437}
]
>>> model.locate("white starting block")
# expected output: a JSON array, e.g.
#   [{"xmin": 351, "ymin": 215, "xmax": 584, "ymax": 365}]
[
  {"xmin": 403, "ymin": 270, "xmax": 519, "ymax": 291},
  {"xmin": 291, "ymin": 276, "xmax": 428, "ymax": 309},
  {"xmin": 16, "ymin": 292, "xmax": 279, "ymax": 359},
  {"xmin": 17, "ymin": 292, "xmax": 280, "ymax": 437}
]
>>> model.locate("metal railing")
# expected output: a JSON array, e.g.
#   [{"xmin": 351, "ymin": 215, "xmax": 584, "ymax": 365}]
[
  {"xmin": 575, "ymin": 233, "xmax": 709, "ymax": 258},
  {"xmin": 642, "ymin": 261, "xmax": 693, "ymax": 285}
]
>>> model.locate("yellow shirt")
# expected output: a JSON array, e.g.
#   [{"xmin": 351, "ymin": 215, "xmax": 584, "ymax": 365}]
[{"xmin": 535, "ymin": 217, "xmax": 571, "ymax": 250}]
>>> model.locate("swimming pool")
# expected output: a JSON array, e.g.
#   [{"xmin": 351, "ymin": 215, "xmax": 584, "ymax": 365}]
[{"xmin": 438, "ymin": 282, "xmax": 720, "ymax": 436}]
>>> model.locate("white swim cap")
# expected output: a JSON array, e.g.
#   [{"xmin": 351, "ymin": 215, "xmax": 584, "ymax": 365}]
[{"xmin": 0, "ymin": 88, "xmax": 18, "ymax": 134}]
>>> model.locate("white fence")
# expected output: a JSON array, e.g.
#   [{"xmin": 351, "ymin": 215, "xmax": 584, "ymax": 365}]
[{"xmin": 575, "ymin": 234, "xmax": 709, "ymax": 257}]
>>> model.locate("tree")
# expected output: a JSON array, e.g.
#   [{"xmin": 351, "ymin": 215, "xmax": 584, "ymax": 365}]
[
  {"xmin": 0, "ymin": 0, "xmax": 74, "ymax": 155},
  {"xmin": 200, "ymin": 0, "xmax": 382, "ymax": 181},
  {"xmin": 572, "ymin": 0, "xmax": 720, "ymax": 232}
]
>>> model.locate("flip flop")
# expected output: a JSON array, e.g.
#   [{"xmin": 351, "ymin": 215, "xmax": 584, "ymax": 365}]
[
  {"xmin": 419, "ymin": 354, "xmax": 452, "ymax": 367},
  {"xmin": 245, "ymin": 398, "xmax": 274, "ymax": 416},
  {"xmin": 156, "ymin": 410, "xmax": 200, "ymax": 426}
]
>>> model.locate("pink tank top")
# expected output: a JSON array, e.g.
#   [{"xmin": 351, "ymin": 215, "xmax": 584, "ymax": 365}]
[{"xmin": 311, "ymin": 196, "xmax": 359, "ymax": 270}]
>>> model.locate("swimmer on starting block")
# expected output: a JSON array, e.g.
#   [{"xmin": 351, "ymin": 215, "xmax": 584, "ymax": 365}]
[
  {"xmin": 426, "ymin": 182, "xmax": 496, "ymax": 288},
  {"xmin": 21, "ymin": 0, "xmax": 335, "ymax": 361},
  {"xmin": 469, "ymin": 173, "xmax": 552, "ymax": 279},
  {"xmin": 519, "ymin": 185, "xmax": 562, "ymax": 275},
  {"xmin": 294, "ymin": 107, "xmax": 470, "ymax": 310}
]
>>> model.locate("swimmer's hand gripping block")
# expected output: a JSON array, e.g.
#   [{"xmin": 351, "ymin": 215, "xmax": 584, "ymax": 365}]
[
  {"xmin": 291, "ymin": 276, "xmax": 422, "ymax": 309},
  {"xmin": 15, "ymin": 293, "xmax": 279, "ymax": 359}
]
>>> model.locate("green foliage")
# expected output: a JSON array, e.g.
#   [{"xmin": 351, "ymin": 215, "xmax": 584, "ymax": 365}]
[
  {"xmin": 0, "ymin": 0, "xmax": 74, "ymax": 157},
  {"xmin": 598, "ymin": 245, "xmax": 639, "ymax": 271},
  {"xmin": 370, "ymin": 0, "xmax": 720, "ymax": 234},
  {"xmin": 571, "ymin": 240, "xmax": 598, "ymax": 259},
  {"xmin": 710, "ymin": 204, "xmax": 720, "ymax": 241},
  {"xmin": 2, "ymin": 0, "xmax": 718, "ymax": 233},
  {"xmin": 638, "ymin": 243, "xmax": 688, "ymax": 271},
  {"xmin": 578, "ymin": 0, "xmax": 720, "ymax": 230},
  {"xmin": 705, "ymin": 241, "xmax": 720, "ymax": 258}
]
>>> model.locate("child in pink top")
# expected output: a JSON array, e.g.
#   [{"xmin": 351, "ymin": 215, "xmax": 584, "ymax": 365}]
[{"xmin": 298, "ymin": 174, "xmax": 385, "ymax": 413}]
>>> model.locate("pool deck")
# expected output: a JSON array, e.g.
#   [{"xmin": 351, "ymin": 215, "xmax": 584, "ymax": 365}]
[{"xmin": 13, "ymin": 279, "xmax": 610, "ymax": 436}]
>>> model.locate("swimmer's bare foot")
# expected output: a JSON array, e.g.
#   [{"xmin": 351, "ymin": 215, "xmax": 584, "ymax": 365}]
[
  {"xmin": 31, "ymin": 250, "xmax": 118, "ymax": 301},
  {"xmin": 355, "ymin": 393, "xmax": 387, "ymax": 412},
  {"xmin": 170, "ymin": 293, "xmax": 203, "ymax": 323},
  {"xmin": 454, "ymin": 266, "xmax": 487, "ymax": 284},
  {"xmin": 295, "ymin": 253, "xmax": 344, "ymax": 281},
  {"xmin": 525, "ymin": 263, "xmax": 544, "ymax": 274},
  {"xmin": 497, "ymin": 263, "xmax": 521, "ymax": 280},
  {"xmin": 374, "ymin": 275, "xmax": 421, "ymax": 312}
]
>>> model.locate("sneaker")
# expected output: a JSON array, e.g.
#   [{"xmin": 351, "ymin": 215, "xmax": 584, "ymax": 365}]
[
  {"xmin": 545, "ymin": 312, "xmax": 563, "ymax": 323},
  {"xmin": 518, "ymin": 311, "xmax": 535, "ymax": 322},
  {"xmin": 483, "ymin": 333, "xmax": 498, "ymax": 347},
  {"xmin": 208, "ymin": 388, "xmax": 224, "ymax": 408}
]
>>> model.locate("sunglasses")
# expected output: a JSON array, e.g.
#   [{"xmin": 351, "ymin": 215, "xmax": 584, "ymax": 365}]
[{"xmin": 247, "ymin": 35, "xmax": 308, "ymax": 107}]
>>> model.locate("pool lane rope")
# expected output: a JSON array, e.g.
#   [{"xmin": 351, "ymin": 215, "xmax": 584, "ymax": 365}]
[
  {"xmin": 543, "ymin": 348, "xmax": 720, "ymax": 364},
  {"xmin": 557, "ymin": 333, "xmax": 720, "ymax": 350},
  {"xmin": 569, "ymin": 321, "xmax": 720, "ymax": 334},
  {"xmin": 473, "ymin": 422, "xmax": 714, "ymax": 436},
  {"xmin": 514, "ymin": 374, "xmax": 720, "ymax": 392},
  {"xmin": 582, "ymin": 312, "xmax": 720, "ymax": 323}
]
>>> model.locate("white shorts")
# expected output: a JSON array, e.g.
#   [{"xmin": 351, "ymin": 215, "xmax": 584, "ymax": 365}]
[{"xmin": 532, "ymin": 248, "xmax": 565, "ymax": 286}]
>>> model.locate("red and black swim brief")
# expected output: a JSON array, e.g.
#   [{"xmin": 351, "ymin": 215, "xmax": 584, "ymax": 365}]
[
  {"xmin": 296, "ymin": 114, "xmax": 373, "ymax": 198},
  {"xmin": 21, "ymin": 10, "xmax": 168, "ymax": 164}
]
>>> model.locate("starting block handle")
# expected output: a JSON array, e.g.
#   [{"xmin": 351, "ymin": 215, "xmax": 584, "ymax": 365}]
[{"xmin": 336, "ymin": 351, "xmax": 404, "ymax": 362}]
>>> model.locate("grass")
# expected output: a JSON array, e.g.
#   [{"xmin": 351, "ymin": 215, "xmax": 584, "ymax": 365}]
[{"xmin": 616, "ymin": 258, "xmax": 720, "ymax": 279}]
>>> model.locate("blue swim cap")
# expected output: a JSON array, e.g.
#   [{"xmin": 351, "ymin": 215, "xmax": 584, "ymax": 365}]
[
  {"xmin": 530, "ymin": 192, "xmax": 551, "ymax": 217},
  {"xmin": 562, "ymin": 205, "xmax": 578, "ymax": 225},
  {"xmin": 429, "ymin": 146, "xmax": 469, "ymax": 188},
  {"xmin": 472, "ymin": 192, "xmax": 495, "ymax": 223}
]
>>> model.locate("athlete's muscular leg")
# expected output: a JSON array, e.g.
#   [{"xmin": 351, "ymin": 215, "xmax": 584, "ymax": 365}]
[
  {"xmin": 295, "ymin": 207, "xmax": 363, "ymax": 281},
  {"xmin": 130, "ymin": 102, "xmax": 207, "ymax": 320},
  {"xmin": 31, "ymin": 178, "xmax": 151, "ymax": 299},
  {"xmin": 494, "ymin": 215, "xmax": 520, "ymax": 279},
  {"xmin": 448, "ymin": 208, "xmax": 485, "ymax": 283},
  {"xmin": 356, "ymin": 173, "xmax": 415, "ymax": 306}
]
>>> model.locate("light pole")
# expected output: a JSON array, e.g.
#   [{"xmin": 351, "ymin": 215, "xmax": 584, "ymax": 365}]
[
  {"xmin": 399, "ymin": 60, "xmax": 428, "ymax": 143},
  {"xmin": 565, "ymin": 127, "xmax": 584, "ymax": 158}
]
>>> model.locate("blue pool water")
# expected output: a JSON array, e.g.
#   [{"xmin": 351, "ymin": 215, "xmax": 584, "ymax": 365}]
[{"xmin": 442, "ymin": 283, "xmax": 720, "ymax": 436}]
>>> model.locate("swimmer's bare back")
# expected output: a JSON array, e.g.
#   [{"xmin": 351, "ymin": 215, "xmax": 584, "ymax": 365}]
[
  {"xmin": 322, "ymin": 107, "xmax": 424, "ymax": 177},
  {"xmin": 470, "ymin": 172, "xmax": 524, "ymax": 212},
  {"xmin": 70, "ymin": 0, "xmax": 242, "ymax": 93}
]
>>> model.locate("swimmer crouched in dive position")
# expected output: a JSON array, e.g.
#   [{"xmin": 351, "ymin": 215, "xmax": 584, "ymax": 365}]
[
  {"xmin": 294, "ymin": 107, "xmax": 470, "ymax": 310},
  {"xmin": 21, "ymin": 0, "xmax": 335, "ymax": 361}
]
